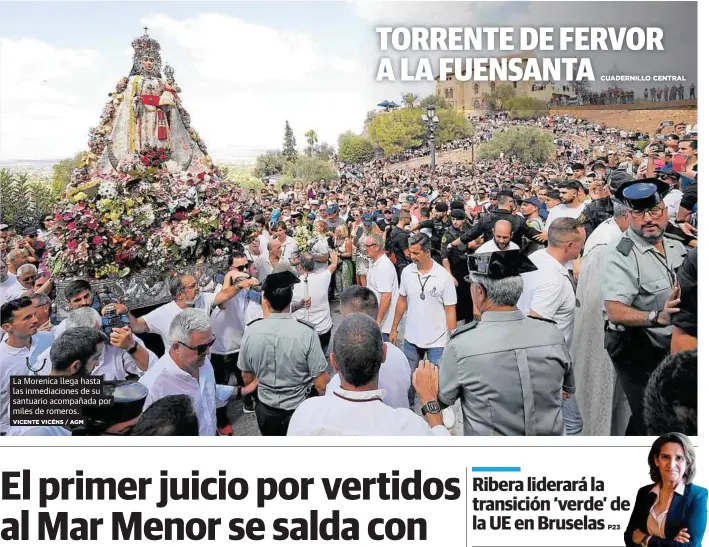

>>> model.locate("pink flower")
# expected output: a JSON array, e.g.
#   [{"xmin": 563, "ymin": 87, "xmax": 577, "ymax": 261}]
[
  {"xmin": 215, "ymin": 248, "xmax": 223, "ymax": 256},
  {"xmin": 122, "ymin": 219, "xmax": 130, "ymax": 226},
  {"xmin": 197, "ymin": 173, "xmax": 205, "ymax": 181},
  {"xmin": 68, "ymin": 240, "xmax": 79, "ymax": 250},
  {"xmin": 87, "ymin": 220, "xmax": 98, "ymax": 229},
  {"xmin": 63, "ymin": 213, "xmax": 74, "ymax": 221},
  {"xmin": 91, "ymin": 236, "xmax": 103, "ymax": 245},
  {"xmin": 67, "ymin": 222, "xmax": 77, "ymax": 231}
]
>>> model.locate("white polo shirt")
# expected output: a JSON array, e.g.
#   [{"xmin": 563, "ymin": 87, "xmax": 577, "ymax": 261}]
[
  {"xmin": 517, "ymin": 249, "xmax": 576, "ymax": 347},
  {"xmin": 280, "ymin": 236, "xmax": 298, "ymax": 263},
  {"xmin": 543, "ymin": 203, "xmax": 584, "ymax": 231},
  {"xmin": 210, "ymin": 290, "xmax": 249, "ymax": 355},
  {"xmin": 366, "ymin": 254, "xmax": 399, "ymax": 335},
  {"xmin": 474, "ymin": 239, "xmax": 520, "ymax": 254},
  {"xmin": 292, "ymin": 271, "xmax": 333, "ymax": 335},
  {"xmin": 139, "ymin": 353, "xmax": 233, "ymax": 436},
  {"xmin": 1, "ymin": 277, "xmax": 24, "ymax": 305},
  {"xmin": 399, "ymin": 261, "xmax": 457, "ymax": 348},
  {"xmin": 141, "ymin": 293, "xmax": 216, "ymax": 351},
  {"xmin": 326, "ymin": 342, "xmax": 411, "ymax": 409}
]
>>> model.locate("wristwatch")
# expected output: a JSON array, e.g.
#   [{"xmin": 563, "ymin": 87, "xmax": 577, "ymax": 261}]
[
  {"xmin": 421, "ymin": 400, "xmax": 441, "ymax": 416},
  {"xmin": 127, "ymin": 341, "xmax": 139, "ymax": 355},
  {"xmin": 648, "ymin": 310, "xmax": 661, "ymax": 326}
]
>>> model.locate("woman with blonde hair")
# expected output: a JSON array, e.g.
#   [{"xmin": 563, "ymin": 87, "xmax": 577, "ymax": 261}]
[{"xmin": 333, "ymin": 224, "xmax": 353, "ymax": 298}]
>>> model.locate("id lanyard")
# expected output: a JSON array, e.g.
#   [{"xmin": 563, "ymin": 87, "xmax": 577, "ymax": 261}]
[{"xmin": 417, "ymin": 273, "xmax": 432, "ymax": 300}]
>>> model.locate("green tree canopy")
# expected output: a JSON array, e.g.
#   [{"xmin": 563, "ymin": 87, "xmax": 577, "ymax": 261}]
[
  {"xmin": 435, "ymin": 109, "xmax": 474, "ymax": 143},
  {"xmin": 1, "ymin": 169, "xmax": 59, "ymax": 229},
  {"xmin": 367, "ymin": 107, "xmax": 425, "ymax": 157},
  {"xmin": 228, "ymin": 169, "xmax": 264, "ymax": 192},
  {"xmin": 483, "ymin": 83, "xmax": 517, "ymax": 111},
  {"xmin": 283, "ymin": 121, "xmax": 297, "ymax": 161},
  {"xmin": 312, "ymin": 142, "xmax": 335, "ymax": 162},
  {"xmin": 338, "ymin": 132, "xmax": 375, "ymax": 165},
  {"xmin": 506, "ymin": 96, "xmax": 549, "ymax": 120},
  {"xmin": 304, "ymin": 129, "xmax": 318, "ymax": 156},
  {"xmin": 419, "ymin": 94, "xmax": 451, "ymax": 110},
  {"xmin": 401, "ymin": 92, "xmax": 420, "ymax": 108},
  {"xmin": 477, "ymin": 126, "xmax": 555, "ymax": 164},
  {"xmin": 51, "ymin": 152, "xmax": 84, "ymax": 194},
  {"xmin": 284, "ymin": 155, "xmax": 336, "ymax": 183},
  {"xmin": 253, "ymin": 150, "xmax": 287, "ymax": 178}
]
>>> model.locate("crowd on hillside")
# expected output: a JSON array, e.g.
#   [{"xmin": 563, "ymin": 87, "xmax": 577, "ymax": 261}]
[{"xmin": 0, "ymin": 112, "xmax": 698, "ymax": 437}]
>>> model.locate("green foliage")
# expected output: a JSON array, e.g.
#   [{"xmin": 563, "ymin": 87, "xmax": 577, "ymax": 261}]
[
  {"xmin": 283, "ymin": 121, "xmax": 297, "ymax": 161},
  {"xmin": 226, "ymin": 169, "xmax": 264, "ymax": 192},
  {"xmin": 338, "ymin": 132, "xmax": 375, "ymax": 165},
  {"xmin": 0, "ymin": 169, "xmax": 59, "ymax": 229},
  {"xmin": 284, "ymin": 155, "xmax": 336, "ymax": 183},
  {"xmin": 483, "ymin": 83, "xmax": 516, "ymax": 111},
  {"xmin": 435, "ymin": 109, "xmax": 474, "ymax": 143},
  {"xmin": 506, "ymin": 96, "xmax": 549, "ymax": 120},
  {"xmin": 253, "ymin": 150, "xmax": 287, "ymax": 178},
  {"xmin": 478, "ymin": 126, "xmax": 555, "ymax": 164},
  {"xmin": 312, "ymin": 142, "xmax": 335, "ymax": 162},
  {"xmin": 419, "ymin": 94, "xmax": 451, "ymax": 110},
  {"xmin": 367, "ymin": 108, "xmax": 425, "ymax": 157},
  {"xmin": 401, "ymin": 92, "xmax": 420, "ymax": 108},
  {"xmin": 304, "ymin": 129, "xmax": 318, "ymax": 156},
  {"xmin": 51, "ymin": 152, "xmax": 83, "ymax": 194}
]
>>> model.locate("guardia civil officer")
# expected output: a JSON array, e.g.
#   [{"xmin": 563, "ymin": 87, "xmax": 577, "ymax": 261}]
[
  {"xmin": 441, "ymin": 209, "xmax": 474, "ymax": 323},
  {"xmin": 578, "ymin": 170, "xmax": 635, "ymax": 237},
  {"xmin": 602, "ymin": 178, "xmax": 686, "ymax": 436},
  {"xmin": 413, "ymin": 202, "xmax": 451, "ymax": 264},
  {"xmin": 238, "ymin": 266, "xmax": 330, "ymax": 436},
  {"xmin": 437, "ymin": 250, "xmax": 574, "ymax": 436}
]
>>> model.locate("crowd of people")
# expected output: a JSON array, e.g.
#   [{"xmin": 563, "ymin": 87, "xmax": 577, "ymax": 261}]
[{"xmin": 0, "ymin": 112, "xmax": 698, "ymax": 437}]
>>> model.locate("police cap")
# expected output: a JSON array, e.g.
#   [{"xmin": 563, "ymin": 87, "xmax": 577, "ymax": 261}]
[
  {"xmin": 262, "ymin": 267, "xmax": 301, "ymax": 293},
  {"xmin": 450, "ymin": 209, "xmax": 466, "ymax": 220},
  {"xmin": 434, "ymin": 202, "xmax": 449, "ymax": 212},
  {"xmin": 613, "ymin": 178, "xmax": 670, "ymax": 210},
  {"xmin": 466, "ymin": 250, "xmax": 537, "ymax": 281}
]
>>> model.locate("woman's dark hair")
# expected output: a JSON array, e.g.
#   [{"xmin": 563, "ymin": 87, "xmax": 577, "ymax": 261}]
[
  {"xmin": 273, "ymin": 221, "xmax": 287, "ymax": 232},
  {"xmin": 647, "ymin": 432, "xmax": 696, "ymax": 485}
]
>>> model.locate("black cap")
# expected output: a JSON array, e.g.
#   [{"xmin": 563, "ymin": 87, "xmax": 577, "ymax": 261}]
[
  {"xmin": 450, "ymin": 209, "xmax": 466, "ymax": 220},
  {"xmin": 606, "ymin": 170, "xmax": 635, "ymax": 193},
  {"xmin": 558, "ymin": 180, "xmax": 582, "ymax": 190},
  {"xmin": 434, "ymin": 202, "xmax": 449, "ymax": 212},
  {"xmin": 466, "ymin": 250, "xmax": 538, "ymax": 281},
  {"xmin": 262, "ymin": 268, "xmax": 300, "ymax": 293},
  {"xmin": 571, "ymin": 162, "xmax": 585, "ymax": 171},
  {"xmin": 498, "ymin": 188, "xmax": 514, "ymax": 198},
  {"xmin": 613, "ymin": 178, "xmax": 670, "ymax": 210},
  {"xmin": 547, "ymin": 189, "xmax": 561, "ymax": 200},
  {"xmin": 22, "ymin": 227, "xmax": 38, "ymax": 236},
  {"xmin": 450, "ymin": 200, "xmax": 465, "ymax": 211}
]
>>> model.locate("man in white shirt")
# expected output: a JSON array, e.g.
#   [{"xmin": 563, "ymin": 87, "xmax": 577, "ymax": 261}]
[
  {"xmin": 474, "ymin": 220, "xmax": 521, "ymax": 254},
  {"xmin": 139, "ymin": 308, "xmax": 256, "ymax": 436},
  {"xmin": 517, "ymin": 217, "xmax": 586, "ymax": 435},
  {"xmin": 0, "ymin": 297, "xmax": 42, "ymax": 434},
  {"xmin": 364, "ymin": 233, "xmax": 399, "ymax": 342},
  {"xmin": 252, "ymin": 238, "xmax": 295, "ymax": 283},
  {"xmin": 544, "ymin": 180, "xmax": 586, "ymax": 231},
  {"xmin": 0, "ymin": 258, "xmax": 24, "ymax": 305},
  {"xmin": 293, "ymin": 250, "xmax": 338, "ymax": 353},
  {"xmin": 129, "ymin": 274, "xmax": 226, "ymax": 352},
  {"xmin": 326, "ymin": 286, "xmax": 410, "ymax": 409},
  {"xmin": 288, "ymin": 313, "xmax": 450, "ymax": 436},
  {"xmin": 6, "ymin": 327, "xmax": 105, "ymax": 437},
  {"xmin": 390, "ymin": 233, "xmax": 457, "ymax": 408}
]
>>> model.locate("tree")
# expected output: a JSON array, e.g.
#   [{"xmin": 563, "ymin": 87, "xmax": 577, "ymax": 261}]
[
  {"xmin": 338, "ymin": 132, "xmax": 375, "ymax": 165},
  {"xmin": 401, "ymin": 92, "xmax": 420, "ymax": 108},
  {"xmin": 419, "ymin": 94, "xmax": 451, "ymax": 110},
  {"xmin": 434, "ymin": 109, "xmax": 474, "ymax": 144},
  {"xmin": 0, "ymin": 169, "xmax": 58, "ymax": 229},
  {"xmin": 477, "ymin": 126, "xmax": 555, "ymax": 164},
  {"xmin": 228, "ymin": 170, "xmax": 264, "ymax": 192},
  {"xmin": 284, "ymin": 155, "xmax": 336, "ymax": 183},
  {"xmin": 253, "ymin": 150, "xmax": 287, "ymax": 178},
  {"xmin": 367, "ymin": 108, "xmax": 425, "ymax": 157},
  {"xmin": 283, "ymin": 121, "xmax": 297, "ymax": 161},
  {"xmin": 506, "ymin": 96, "xmax": 549, "ymax": 120},
  {"xmin": 51, "ymin": 152, "xmax": 84, "ymax": 194},
  {"xmin": 483, "ymin": 83, "xmax": 516, "ymax": 111},
  {"xmin": 312, "ymin": 142, "xmax": 335, "ymax": 162},
  {"xmin": 304, "ymin": 129, "xmax": 318, "ymax": 156}
]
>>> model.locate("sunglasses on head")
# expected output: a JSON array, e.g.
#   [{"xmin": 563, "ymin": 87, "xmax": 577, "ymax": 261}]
[{"xmin": 178, "ymin": 337, "xmax": 216, "ymax": 355}]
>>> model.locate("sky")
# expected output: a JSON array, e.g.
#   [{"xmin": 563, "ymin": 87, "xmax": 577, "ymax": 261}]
[{"xmin": 0, "ymin": 1, "xmax": 697, "ymax": 162}]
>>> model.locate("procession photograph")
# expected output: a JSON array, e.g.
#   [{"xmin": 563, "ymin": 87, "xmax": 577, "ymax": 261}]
[{"xmin": 0, "ymin": 1, "xmax": 698, "ymax": 437}]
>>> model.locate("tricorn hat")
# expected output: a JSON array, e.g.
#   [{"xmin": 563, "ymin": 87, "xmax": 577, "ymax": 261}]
[{"xmin": 465, "ymin": 250, "xmax": 537, "ymax": 282}]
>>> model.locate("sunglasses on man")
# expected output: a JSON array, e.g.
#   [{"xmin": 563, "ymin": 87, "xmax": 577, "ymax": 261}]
[{"xmin": 177, "ymin": 337, "xmax": 216, "ymax": 355}]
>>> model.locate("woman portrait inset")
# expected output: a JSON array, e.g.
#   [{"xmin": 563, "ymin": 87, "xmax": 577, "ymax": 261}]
[{"xmin": 625, "ymin": 433, "xmax": 707, "ymax": 546}]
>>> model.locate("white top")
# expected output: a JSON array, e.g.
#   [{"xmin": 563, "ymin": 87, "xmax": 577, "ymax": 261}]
[
  {"xmin": 474, "ymin": 239, "xmax": 520, "ymax": 254},
  {"xmin": 287, "ymin": 386, "xmax": 450, "ymax": 436},
  {"xmin": 139, "ymin": 353, "xmax": 233, "ymax": 436},
  {"xmin": 0, "ymin": 276, "xmax": 25, "ymax": 305},
  {"xmin": 663, "ymin": 188, "xmax": 683, "ymax": 226},
  {"xmin": 544, "ymin": 203, "xmax": 585, "ymax": 231},
  {"xmin": 141, "ymin": 293, "xmax": 216, "ymax": 351},
  {"xmin": 6, "ymin": 425, "xmax": 71, "ymax": 436},
  {"xmin": 258, "ymin": 231, "xmax": 270, "ymax": 256},
  {"xmin": 280, "ymin": 236, "xmax": 299, "ymax": 263},
  {"xmin": 0, "ymin": 338, "xmax": 43, "ymax": 433},
  {"xmin": 583, "ymin": 218, "xmax": 622, "ymax": 257},
  {"xmin": 366, "ymin": 254, "xmax": 399, "ymax": 335},
  {"xmin": 647, "ymin": 482, "xmax": 685, "ymax": 540},
  {"xmin": 254, "ymin": 255, "xmax": 294, "ymax": 283},
  {"xmin": 311, "ymin": 237, "xmax": 330, "ymax": 273},
  {"xmin": 326, "ymin": 342, "xmax": 411, "ymax": 409},
  {"xmin": 292, "ymin": 271, "xmax": 333, "ymax": 334},
  {"xmin": 517, "ymin": 249, "xmax": 576, "ymax": 348},
  {"xmin": 399, "ymin": 261, "xmax": 457, "ymax": 348},
  {"xmin": 210, "ymin": 290, "xmax": 249, "ymax": 355}
]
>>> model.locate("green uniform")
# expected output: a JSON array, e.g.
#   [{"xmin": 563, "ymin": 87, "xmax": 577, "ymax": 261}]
[{"xmin": 441, "ymin": 225, "xmax": 473, "ymax": 323}]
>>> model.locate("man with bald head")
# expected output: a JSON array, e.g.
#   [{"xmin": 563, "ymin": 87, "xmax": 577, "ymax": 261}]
[{"xmin": 474, "ymin": 220, "xmax": 520, "ymax": 254}]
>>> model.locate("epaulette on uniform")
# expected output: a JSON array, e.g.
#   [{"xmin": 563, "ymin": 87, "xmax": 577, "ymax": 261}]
[
  {"xmin": 615, "ymin": 237, "xmax": 634, "ymax": 257},
  {"xmin": 450, "ymin": 320, "xmax": 478, "ymax": 339},
  {"xmin": 296, "ymin": 318, "xmax": 316, "ymax": 329},
  {"xmin": 527, "ymin": 315, "xmax": 557, "ymax": 325},
  {"xmin": 246, "ymin": 318, "xmax": 263, "ymax": 327}
]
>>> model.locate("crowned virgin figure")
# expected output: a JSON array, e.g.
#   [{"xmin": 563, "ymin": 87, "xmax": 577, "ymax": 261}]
[{"xmin": 93, "ymin": 28, "xmax": 212, "ymax": 177}]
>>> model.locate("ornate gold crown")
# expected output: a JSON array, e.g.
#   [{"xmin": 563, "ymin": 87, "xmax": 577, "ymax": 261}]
[{"xmin": 131, "ymin": 29, "xmax": 161, "ymax": 59}]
